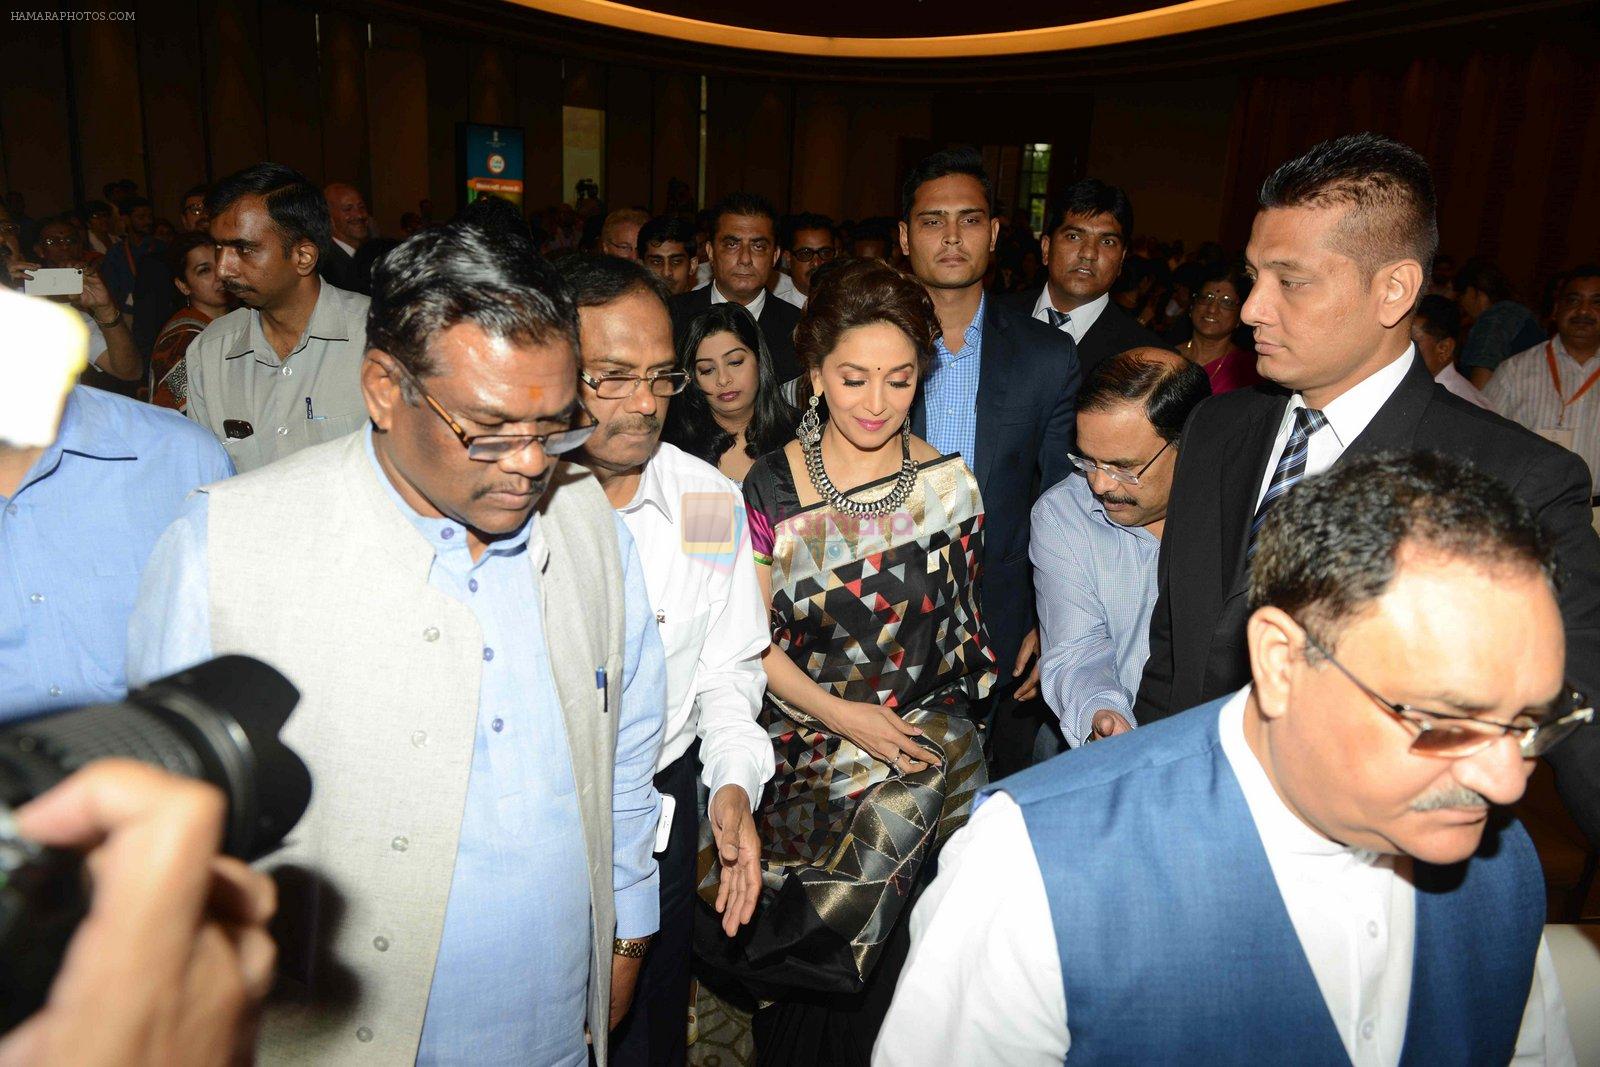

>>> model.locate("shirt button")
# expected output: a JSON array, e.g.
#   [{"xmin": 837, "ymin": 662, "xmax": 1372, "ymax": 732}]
[
  {"xmin": 482, "ymin": 646, "xmax": 494, "ymax": 662},
  {"xmin": 5, "ymin": 504, "xmax": 15, "ymax": 516},
  {"xmin": 422, "ymin": 627, "xmax": 439, "ymax": 642},
  {"xmin": 29, "ymin": 592, "xmax": 43, "ymax": 604},
  {"xmin": 410, "ymin": 730, "xmax": 427, "ymax": 747},
  {"xmin": 492, "ymin": 717, "xmax": 504, "ymax": 733},
  {"xmin": 468, "ymin": 578, "xmax": 479, "ymax": 593},
  {"xmin": 276, "ymin": 426, "xmax": 289, "ymax": 436},
  {"xmin": 356, "ymin": 1027, "xmax": 373, "ymax": 1043},
  {"xmin": 373, "ymin": 935, "xmax": 390, "ymax": 952},
  {"xmin": 1366, "ymin": 920, "xmax": 1379, "ymax": 938},
  {"xmin": 281, "ymin": 365, "xmax": 293, "ymax": 376},
  {"xmin": 391, "ymin": 835, "xmax": 409, "ymax": 851},
  {"xmin": 1360, "ymin": 1020, "xmax": 1375, "ymax": 1041},
  {"xmin": 440, "ymin": 526, "xmax": 454, "ymax": 540},
  {"xmin": 48, "ymin": 685, "xmax": 62, "ymax": 697}
]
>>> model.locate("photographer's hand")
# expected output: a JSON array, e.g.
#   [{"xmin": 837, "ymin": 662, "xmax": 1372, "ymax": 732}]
[{"xmin": 0, "ymin": 760, "xmax": 277, "ymax": 1067}]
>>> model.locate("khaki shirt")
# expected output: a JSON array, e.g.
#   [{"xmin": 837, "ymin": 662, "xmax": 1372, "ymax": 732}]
[{"xmin": 185, "ymin": 280, "xmax": 370, "ymax": 473}]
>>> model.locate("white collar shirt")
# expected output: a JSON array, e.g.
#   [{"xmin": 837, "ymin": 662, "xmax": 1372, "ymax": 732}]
[
  {"xmin": 614, "ymin": 442, "xmax": 774, "ymax": 805},
  {"xmin": 1031, "ymin": 288, "xmax": 1109, "ymax": 346},
  {"xmin": 771, "ymin": 270, "xmax": 806, "ymax": 309},
  {"xmin": 1483, "ymin": 336, "xmax": 1600, "ymax": 492},
  {"xmin": 1255, "ymin": 346, "xmax": 1416, "ymax": 510},
  {"xmin": 1434, "ymin": 362, "xmax": 1496, "ymax": 412},
  {"xmin": 332, "ymin": 236, "xmax": 357, "ymax": 258},
  {"xmin": 872, "ymin": 685, "xmax": 1574, "ymax": 1067},
  {"xmin": 709, "ymin": 280, "xmax": 768, "ymax": 321}
]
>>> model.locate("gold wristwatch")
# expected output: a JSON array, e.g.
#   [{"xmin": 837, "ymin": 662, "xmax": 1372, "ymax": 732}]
[{"xmin": 613, "ymin": 936, "xmax": 652, "ymax": 958}]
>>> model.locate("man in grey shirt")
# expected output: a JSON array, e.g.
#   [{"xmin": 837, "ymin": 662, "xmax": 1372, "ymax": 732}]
[
  {"xmin": 1031, "ymin": 348, "xmax": 1211, "ymax": 747},
  {"xmin": 186, "ymin": 163, "xmax": 370, "ymax": 473}
]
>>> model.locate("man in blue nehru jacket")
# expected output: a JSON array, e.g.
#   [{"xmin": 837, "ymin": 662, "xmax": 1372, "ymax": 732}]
[{"xmin": 877, "ymin": 451, "xmax": 1584, "ymax": 1065}]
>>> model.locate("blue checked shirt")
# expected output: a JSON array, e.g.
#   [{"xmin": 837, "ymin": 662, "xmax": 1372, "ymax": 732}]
[
  {"xmin": 922, "ymin": 294, "xmax": 985, "ymax": 468},
  {"xmin": 1029, "ymin": 473, "xmax": 1159, "ymax": 746}
]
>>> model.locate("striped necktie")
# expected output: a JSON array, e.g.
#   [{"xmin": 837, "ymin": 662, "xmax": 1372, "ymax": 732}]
[
  {"xmin": 1045, "ymin": 307, "xmax": 1071, "ymax": 331},
  {"xmin": 1248, "ymin": 406, "xmax": 1328, "ymax": 557}
]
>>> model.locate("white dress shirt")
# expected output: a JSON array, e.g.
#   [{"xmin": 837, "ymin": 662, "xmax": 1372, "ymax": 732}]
[
  {"xmin": 1254, "ymin": 346, "xmax": 1416, "ymax": 511},
  {"xmin": 1031, "ymin": 288, "xmax": 1109, "ymax": 346},
  {"xmin": 1435, "ymin": 362, "xmax": 1496, "ymax": 411},
  {"xmin": 1485, "ymin": 336, "xmax": 1600, "ymax": 492},
  {"xmin": 873, "ymin": 686, "xmax": 1573, "ymax": 1067},
  {"xmin": 772, "ymin": 270, "xmax": 806, "ymax": 309},
  {"xmin": 332, "ymin": 236, "xmax": 357, "ymax": 258},
  {"xmin": 706, "ymin": 279, "xmax": 768, "ymax": 322},
  {"xmin": 616, "ymin": 442, "xmax": 774, "ymax": 807}
]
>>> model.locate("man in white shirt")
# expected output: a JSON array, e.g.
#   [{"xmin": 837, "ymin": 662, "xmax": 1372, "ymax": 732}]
[
  {"xmin": 1412, "ymin": 293, "xmax": 1495, "ymax": 411},
  {"xmin": 560, "ymin": 254, "xmax": 773, "ymax": 1067},
  {"xmin": 878, "ymin": 451, "xmax": 1582, "ymax": 1066},
  {"xmin": 1485, "ymin": 266, "xmax": 1600, "ymax": 490}
]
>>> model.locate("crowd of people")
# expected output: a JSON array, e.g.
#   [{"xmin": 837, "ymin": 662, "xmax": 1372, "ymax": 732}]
[{"xmin": 2, "ymin": 130, "xmax": 1598, "ymax": 1066}]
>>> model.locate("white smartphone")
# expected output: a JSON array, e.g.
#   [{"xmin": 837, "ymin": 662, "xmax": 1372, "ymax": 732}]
[{"xmin": 23, "ymin": 267, "xmax": 84, "ymax": 298}]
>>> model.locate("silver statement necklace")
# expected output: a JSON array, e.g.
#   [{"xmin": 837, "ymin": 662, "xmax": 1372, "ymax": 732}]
[{"xmin": 802, "ymin": 418, "xmax": 919, "ymax": 516}]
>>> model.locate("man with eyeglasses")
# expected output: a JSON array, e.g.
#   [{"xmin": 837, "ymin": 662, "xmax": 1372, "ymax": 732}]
[
  {"xmin": 601, "ymin": 208, "xmax": 650, "ymax": 261},
  {"xmin": 179, "ymin": 183, "xmax": 210, "ymax": 234},
  {"xmin": 128, "ymin": 218, "xmax": 670, "ymax": 1066},
  {"xmin": 781, "ymin": 212, "xmax": 838, "ymax": 306},
  {"xmin": 879, "ymin": 450, "xmax": 1582, "ymax": 1066},
  {"xmin": 670, "ymin": 191, "xmax": 802, "ymax": 382},
  {"xmin": 1030, "ymin": 349, "xmax": 1209, "ymax": 753},
  {"xmin": 559, "ymin": 254, "xmax": 772, "ymax": 1067}
]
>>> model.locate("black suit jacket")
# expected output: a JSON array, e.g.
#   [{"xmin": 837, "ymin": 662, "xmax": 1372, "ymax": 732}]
[
  {"xmin": 912, "ymin": 299, "xmax": 1081, "ymax": 673},
  {"xmin": 319, "ymin": 243, "xmax": 360, "ymax": 294},
  {"xmin": 999, "ymin": 287, "xmax": 1168, "ymax": 381},
  {"xmin": 1135, "ymin": 355, "xmax": 1600, "ymax": 841},
  {"xmin": 670, "ymin": 287, "xmax": 802, "ymax": 383}
]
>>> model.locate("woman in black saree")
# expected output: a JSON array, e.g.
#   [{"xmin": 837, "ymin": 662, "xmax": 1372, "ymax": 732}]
[{"xmin": 694, "ymin": 258, "xmax": 996, "ymax": 1065}]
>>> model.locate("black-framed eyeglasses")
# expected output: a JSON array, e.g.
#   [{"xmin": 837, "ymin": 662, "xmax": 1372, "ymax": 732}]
[
  {"xmin": 1297, "ymin": 623, "xmax": 1593, "ymax": 758},
  {"xmin": 418, "ymin": 388, "xmax": 597, "ymax": 461},
  {"xmin": 1068, "ymin": 438, "xmax": 1172, "ymax": 487},
  {"xmin": 579, "ymin": 369, "xmax": 689, "ymax": 400},
  {"xmin": 792, "ymin": 246, "xmax": 837, "ymax": 264}
]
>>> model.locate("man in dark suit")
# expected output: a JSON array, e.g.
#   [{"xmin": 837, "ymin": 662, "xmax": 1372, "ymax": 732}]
[
  {"xmin": 899, "ymin": 146, "xmax": 1081, "ymax": 776},
  {"xmin": 1136, "ymin": 132, "xmax": 1600, "ymax": 844},
  {"xmin": 669, "ymin": 192, "xmax": 801, "ymax": 382},
  {"xmin": 319, "ymin": 182, "xmax": 369, "ymax": 293},
  {"xmin": 1000, "ymin": 179, "xmax": 1167, "ymax": 381}
]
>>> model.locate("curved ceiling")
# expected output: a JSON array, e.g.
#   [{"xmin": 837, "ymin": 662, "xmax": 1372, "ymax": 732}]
[{"xmin": 506, "ymin": 0, "xmax": 1350, "ymax": 57}]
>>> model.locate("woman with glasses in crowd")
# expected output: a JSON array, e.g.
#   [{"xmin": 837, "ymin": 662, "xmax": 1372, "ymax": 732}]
[
  {"xmin": 663, "ymin": 302, "xmax": 797, "ymax": 486},
  {"xmin": 1178, "ymin": 263, "xmax": 1262, "ymax": 395},
  {"xmin": 693, "ymin": 258, "xmax": 995, "ymax": 1066}
]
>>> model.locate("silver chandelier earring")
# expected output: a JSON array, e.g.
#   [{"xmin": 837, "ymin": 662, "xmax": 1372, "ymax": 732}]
[{"xmin": 799, "ymin": 394, "xmax": 823, "ymax": 447}]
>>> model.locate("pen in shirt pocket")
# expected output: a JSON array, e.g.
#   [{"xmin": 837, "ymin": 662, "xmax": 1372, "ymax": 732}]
[
  {"xmin": 596, "ymin": 666, "xmax": 608, "ymax": 713},
  {"xmin": 305, "ymin": 397, "xmax": 326, "ymax": 421}
]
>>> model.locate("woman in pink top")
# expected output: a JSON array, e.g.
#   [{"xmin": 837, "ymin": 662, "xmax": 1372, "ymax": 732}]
[{"xmin": 1179, "ymin": 265, "xmax": 1263, "ymax": 395}]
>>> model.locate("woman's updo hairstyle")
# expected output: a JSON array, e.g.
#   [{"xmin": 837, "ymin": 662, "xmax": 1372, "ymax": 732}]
[{"xmin": 793, "ymin": 257, "xmax": 940, "ymax": 408}]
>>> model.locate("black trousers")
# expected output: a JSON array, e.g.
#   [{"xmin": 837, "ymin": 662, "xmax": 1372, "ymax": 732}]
[
  {"xmin": 984, "ymin": 677, "xmax": 1056, "ymax": 780},
  {"xmin": 609, "ymin": 742, "xmax": 699, "ymax": 1067}
]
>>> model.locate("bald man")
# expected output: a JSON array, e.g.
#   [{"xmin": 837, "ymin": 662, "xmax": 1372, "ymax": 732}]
[
  {"xmin": 321, "ymin": 182, "xmax": 371, "ymax": 292},
  {"xmin": 1029, "ymin": 348, "xmax": 1212, "ymax": 753}
]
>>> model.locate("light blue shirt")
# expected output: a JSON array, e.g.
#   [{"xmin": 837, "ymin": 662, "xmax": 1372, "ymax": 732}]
[
  {"xmin": 0, "ymin": 385, "xmax": 231, "ymax": 720},
  {"xmin": 923, "ymin": 293, "xmax": 985, "ymax": 469},
  {"xmin": 126, "ymin": 428, "xmax": 665, "ymax": 1066},
  {"xmin": 1029, "ymin": 472, "xmax": 1159, "ymax": 746}
]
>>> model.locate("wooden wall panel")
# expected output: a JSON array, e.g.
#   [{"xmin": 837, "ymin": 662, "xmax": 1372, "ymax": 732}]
[
  {"xmin": 318, "ymin": 10, "xmax": 369, "ymax": 189},
  {"xmin": 423, "ymin": 36, "xmax": 470, "ymax": 216},
  {"xmin": 70, "ymin": 4, "xmax": 146, "ymax": 207},
  {"xmin": 517, "ymin": 52, "xmax": 564, "ymax": 212},
  {"xmin": 201, "ymin": 1, "xmax": 268, "ymax": 180},
  {"xmin": 366, "ymin": 21, "xmax": 430, "ymax": 234},
  {"xmin": 260, "ymin": 1, "xmax": 324, "ymax": 182},
  {"xmin": 135, "ymin": 0, "xmax": 208, "ymax": 217},
  {"xmin": 651, "ymin": 72, "xmax": 698, "ymax": 214},
  {"xmin": 705, "ymin": 78, "xmax": 793, "ymax": 212},
  {"xmin": 842, "ymin": 91, "xmax": 932, "ymax": 221},
  {"xmin": 0, "ymin": 20, "xmax": 74, "ymax": 213},
  {"xmin": 470, "ymin": 45, "xmax": 515, "ymax": 125},
  {"xmin": 604, "ymin": 64, "xmax": 653, "ymax": 210},
  {"xmin": 790, "ymin": 87, "xmax": 849, "ymax": 220}
]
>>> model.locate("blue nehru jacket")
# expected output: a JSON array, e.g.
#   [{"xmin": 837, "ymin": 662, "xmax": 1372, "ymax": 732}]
[
  {"xmin": 0, "ymin": 385, "xmax": 232, "ymax": 720},
  {"xmin": 990, "ymin": 696, "xmax": 1545, "ymax": 1065}
]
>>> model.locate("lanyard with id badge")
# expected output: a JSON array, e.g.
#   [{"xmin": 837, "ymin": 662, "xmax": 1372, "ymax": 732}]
[{"xmin": 1536, "ymin": 341, "xmax": 1600, "ymax": 452}]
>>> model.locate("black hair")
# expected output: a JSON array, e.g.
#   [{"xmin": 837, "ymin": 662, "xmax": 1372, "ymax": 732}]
[
  {"xmin": 1259, "ymin": 132, "xmax": 1439, "ymax": 279},
  {"xmin": 456, "ymin": 194, "xmax": 533, "ymax": 251},
  {"xmin": 709, "ymin": 192, "xmax": 778, "ymax": 239},
  {"xmin": 1043, "ymin": 178, "xmax": 1134, "ymax": 241},
  {"xmin": 1196, "ymin": 262, "xmax": 1252, "ymax": 304},
  {"xmin": 206, "ymin": 162, "xmax": 331, "ymax": 256},
  {"xmin": 556, "ymin": 252, "xmax": 672, "ymax": 315},
  {"xmin": 1249, "ymin": 451, "xmax": 1557, "ymax": 653},
  {"xmin": 79, "ymin": 200, "xmax": 111, "ymax": 222},
  {"xmin": 366, "ymin": 219, "xmax": 579, "ymax": 401},
  {"xmin": 122, "ymin": 196, "xmax": 152, "ymax": 212},
  {"xmin": 784, "ymin": 212, "xmax": 837, "ymax": 247},
  {"xmin": 1413, "ymin": 294, "xmax": 1461, "ymax": 342},
  {"xmin": 164, "ymin": 230, "xmax": 213, "ymax": 280},
  {"xmin": 351, "ymin": 237, "xmax": 402, "ymax": 297},
  {"xmin": 1079, "ymin": 350, "xmax": 1212, "ymax": 444},
  {"xmin": 900, "ymin": 146, "xmax": 993, "ymax": 221},
  {"xmin": 1452, "ymin": 258, "xmax": 1514, "ymax": 303},
  {"xmin": 181, "ymin": 183, "xmax": 209, "ymax": 206},
  {"xmin": 663, "ymin": 302, "xmax": 799, "ymax": 465},
  {"xmin": 636, "ymin": 215, "xmax": 698, "ymax": 258},
  {"xmin": 1559, "ymin": 264, "xmax": 1600, "ymax": 294}
]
